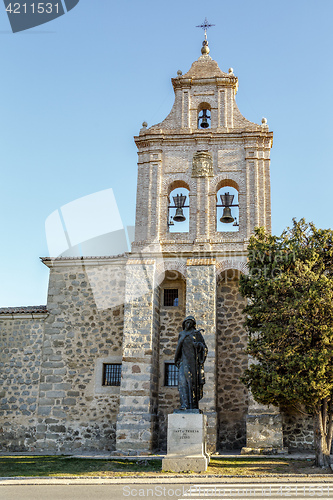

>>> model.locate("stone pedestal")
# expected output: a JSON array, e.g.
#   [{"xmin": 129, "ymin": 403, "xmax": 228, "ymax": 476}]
[{"xmin": 162, "ymin": 412, "xmax": 209, "ymax": 472}]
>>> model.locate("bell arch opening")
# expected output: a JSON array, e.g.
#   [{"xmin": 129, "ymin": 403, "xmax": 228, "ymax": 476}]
[
  {"xmin": 198, "ymin": 102, "xmax": 211, "ymax": 129},
  {"xmin": 168, "ymin": 182, "xmax": 190, "ymax": 233},
  {"xmin": 216, "ymin": 180, "xmax": 239, "ymax": 232}
]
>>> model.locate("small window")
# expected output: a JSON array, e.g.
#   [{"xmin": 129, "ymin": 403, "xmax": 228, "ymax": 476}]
[
  {"xmin": 165, "ymin": 363, "xmax": 179, "ymax": 386},
  {"xmin": 102, "ymin": 363, "xmax": 121, "ymax": 386},
  {"xmin": 164, "ymin": 289, "xmax": 179, "ymax": 307}
]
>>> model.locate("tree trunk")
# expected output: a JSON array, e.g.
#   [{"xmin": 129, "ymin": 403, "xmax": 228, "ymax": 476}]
[{"xmin": 314, "ymin": 404, "xmax": 332, "ymax": 468}]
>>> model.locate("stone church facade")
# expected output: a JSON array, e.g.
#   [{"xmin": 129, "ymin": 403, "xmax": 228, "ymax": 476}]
[{"xmin": 0, "ymin": 39, "xmax": 313, "ymax": 453}]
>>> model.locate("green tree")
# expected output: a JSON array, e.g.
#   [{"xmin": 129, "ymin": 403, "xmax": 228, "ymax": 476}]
[{"xmin": 240, "ymin": 219, "xmax": 333, "ymax": 467}]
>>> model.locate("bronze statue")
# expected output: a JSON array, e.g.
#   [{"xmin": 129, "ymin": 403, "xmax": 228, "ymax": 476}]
[{"xmin": 175, "ymin": 316, "xmax": 208, "ymax": 410}]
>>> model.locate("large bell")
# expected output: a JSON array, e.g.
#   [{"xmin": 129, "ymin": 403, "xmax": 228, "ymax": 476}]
[
  {"xmin": 173, "ymin": 207, "xmax": 186, "ymax": 222},
  {"xmin": 200, "ymin": 116, "xmax": 209, "ymax": 128},
  {"xmin": 220, "ymin": 206, "xmax": 234, "ymax": 224},
  {"xmin": 198, "ymin": 109, "xmax": 210, "ymax": 128}
]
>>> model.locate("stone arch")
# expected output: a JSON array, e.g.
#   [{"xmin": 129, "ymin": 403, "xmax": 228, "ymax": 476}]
[
  {"xmin": 167, "ymin": 180, "xmax": 190, "ymax": 196},
  {"xmin": 156, "ymin": 260, "xmax": 187, "ymax": 284},
  {"xmin": 210, "ymin": 173, "xmax": 244, "ymax": 194},
  {"xmin": 162, "ymin": 174, "xmax": 195, "ymax": 194},
  {"xmin": 193, "ymin": 98, "xmax": 215, "ymax": 112},
  {"xmin": 216, "ymin": 260, "xmax": 249, "ymax": 279},
  {"xmin": 198, "ymin": 101, "xmax": 212, "ymax": 112},
  {"xmin": 216, "ymin": 178, "xmax": 240, "ymax": 193}
]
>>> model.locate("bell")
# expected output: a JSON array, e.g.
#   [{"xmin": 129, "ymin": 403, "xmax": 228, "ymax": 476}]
[
  {"xmin": 200, "ymin": 116, "xmax": 209, "ymax": 128},
  {"xmin": 198, "ymin": 109, "xmax": 210, "ymax": 128},
  {"xmin": 173, "ymin": 207, "xmax": 186, "ymax": 222},
  {"xmin": 220, "ymin": 206, "xmax": 234, "ymax": 224}
]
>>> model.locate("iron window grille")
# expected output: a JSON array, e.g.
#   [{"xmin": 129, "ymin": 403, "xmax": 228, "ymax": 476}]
[
  {"xmin": 102, "ymin": 363, "xmax": 121, "ymax": 386},
  {"xmin": 164, "ymin": 362, "xmax": 179, "ymax": 387},
  {"xmin": 164, "ymin": 289, "xmax": 179, "ymax": 307}
]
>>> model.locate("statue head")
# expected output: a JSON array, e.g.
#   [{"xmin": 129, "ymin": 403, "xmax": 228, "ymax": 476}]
[{"xmin": 182, "ymin": 315, "xmax": 196, "ymax": 330}]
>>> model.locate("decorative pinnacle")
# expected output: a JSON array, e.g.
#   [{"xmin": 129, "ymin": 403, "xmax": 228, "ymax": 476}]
[{"xmin": 196, "ymin": 17, "xmax": 215, "ymax": 55}]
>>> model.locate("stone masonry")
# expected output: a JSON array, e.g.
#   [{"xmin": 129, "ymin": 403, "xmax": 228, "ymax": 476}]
[
  {"xmin": 186, "ymin": 259, "xmax": 217, "ymax": 452},
  {"xmin": 116, "ymin": 259, "xmax": 160, "ymax": 453},
  {"xmin": 37, "ymin": 259, "xmax": 126, "ymax": 452},
  {"xmin": 0, "ymin": 308, "xmax": 47, "ymax": 451},
  {"xmin": 157, "ymin": 273, "xmax": 186, "ymax": 450},
  {"xmin": 216, "ymin": 273, "xmax": 248, "ymax": 450}
]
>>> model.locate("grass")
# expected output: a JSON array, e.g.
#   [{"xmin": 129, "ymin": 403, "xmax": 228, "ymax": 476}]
[
  {"xmin": 207, "ymin": 457, "xmax": 332, "ymax": 476},
  {"xmin": 0, "ymin": 456, "xmax": 161, "ymax": 477},
  {"xmin": 0, "ymin": 455, "xmax": 332, "ymax": 477}
]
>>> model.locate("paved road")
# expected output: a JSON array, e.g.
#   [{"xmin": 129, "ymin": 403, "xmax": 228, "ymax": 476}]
[{"xmin": 1, "ymin": 481, "xmax": 333, "ymax": 500}]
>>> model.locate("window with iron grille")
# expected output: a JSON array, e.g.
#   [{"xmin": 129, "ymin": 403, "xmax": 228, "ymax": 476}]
[
  {"xmin": 102, "ymin": 363, "xmax": 121, "ymax": 386},
  {"xmin": 163, "ymin": 288, "xmax": 179, "ymax": 307},
  {"xmin": 164, "ymin": 362, "xmax": 179, "ymax": 386}
]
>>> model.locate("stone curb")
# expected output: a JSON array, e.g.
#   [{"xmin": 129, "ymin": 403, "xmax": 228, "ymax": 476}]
[
  {"xmin": 0, "ymin": 452, "xmax": 317, "ymax": 459},
  {"xmin": 1, "ymin": 475, "xmax": 333, "ymax": 486}
]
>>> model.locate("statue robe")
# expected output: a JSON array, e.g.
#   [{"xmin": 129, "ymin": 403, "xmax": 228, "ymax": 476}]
[{"xmin": 174, "ymin": 328, "xmax": 207, "ymax": 410}]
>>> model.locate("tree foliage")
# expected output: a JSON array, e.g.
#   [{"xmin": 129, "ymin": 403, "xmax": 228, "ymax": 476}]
[{"xmin": 239, "ymin": 219, "xmax": 333, "ymax": 466}]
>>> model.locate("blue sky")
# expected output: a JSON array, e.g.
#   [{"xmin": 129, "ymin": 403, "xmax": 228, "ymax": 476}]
[{"xmin": 0, "ymin": 0, "xmax": 333, "ymax": 306}]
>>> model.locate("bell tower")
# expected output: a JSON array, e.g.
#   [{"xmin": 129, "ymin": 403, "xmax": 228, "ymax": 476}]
[
  {"xmin": 132, "ymin": 34, "xmax": 272, "ymax": 255},
  {"xmin": 116, "ymin": 30, "xmax": 274, "ymax": 454}
]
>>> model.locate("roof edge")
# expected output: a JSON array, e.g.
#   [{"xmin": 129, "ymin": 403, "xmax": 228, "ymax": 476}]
[{"xmin": 0, "ymin": 305, "xmax": 48, "ymax": 315}]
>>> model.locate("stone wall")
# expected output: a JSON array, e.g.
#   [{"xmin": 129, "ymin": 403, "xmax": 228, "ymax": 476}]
[
  {"xmin": 0, "ymin": 259, "xmax": 320, "ymax": 454},
  {"xmin": 282, "ymin": 410, "xmax": 314, "ymax": 451},
  {"xmin": 35, "ymin": 259, "xmax": 125, "ymax": 452},
  {"xmin": 186, "ymin": 260, "xmax": 217, "ymax": 452},
  {"xmin": 116, "ymin": 259, "xmax": 160, "ymax": 453},
  {"xmin": 0, "ymin": 308, "xmax": 47, "ymax": 451},
  {"xmin": 157, "ymin": 275, "xmax": 186, "ymax": 450},
  {"xmin": 216, "ymin": 273, "xmax": 248, "ymax": 450}
]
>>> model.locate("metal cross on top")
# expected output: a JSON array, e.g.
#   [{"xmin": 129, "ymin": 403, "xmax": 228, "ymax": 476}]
[{"xmin": 196, "ymin": 17, "xmax": 215, "ymax": 40}]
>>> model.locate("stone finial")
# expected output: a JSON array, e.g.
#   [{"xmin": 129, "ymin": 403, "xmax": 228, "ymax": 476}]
[
  {"xmin": 201, "ymin": 39, "xmax": 210, "ymax": 55},
  {"xmin": 177, "ymin": 70, "xmax": 182, "ymax": 76},
  {"xmin": 140, "ymin": 121, "xmax": 148, "ymax": 135},
  {"xmin": 261, "ymin": 117, "xmax": 269, "ymax": 130},
  {"xmin": 228, "ymin": 68, "xmax": 234, "ymax": 75}
]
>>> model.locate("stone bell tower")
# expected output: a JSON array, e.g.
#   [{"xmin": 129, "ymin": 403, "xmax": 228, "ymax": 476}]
[
  {"xmin": 132, "ymin": 40, "xmax": 272, "ymax": 254},
  {"xmin": 116, "ymin": 33, "xmax": 274, "ymax": 453}
]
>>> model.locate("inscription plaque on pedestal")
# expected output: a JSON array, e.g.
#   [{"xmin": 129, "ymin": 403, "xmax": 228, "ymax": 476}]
[{"xmin": 162, "ymin": 412, "xmax": 209, "ymax": 472}]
